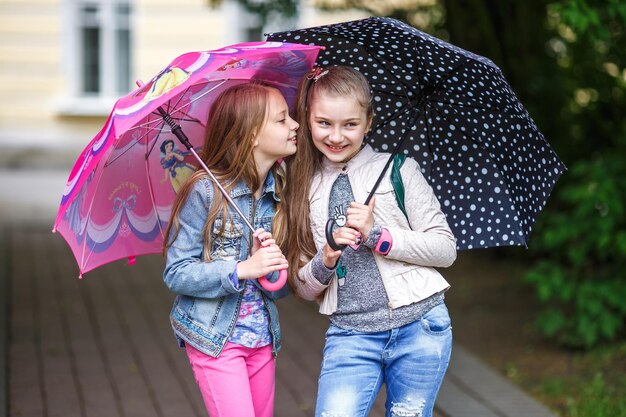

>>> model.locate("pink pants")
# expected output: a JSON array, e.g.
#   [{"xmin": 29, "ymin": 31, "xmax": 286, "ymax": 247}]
[{"xmin": 185, "ymin": 342, "xmax": 275, "ymax": 417}]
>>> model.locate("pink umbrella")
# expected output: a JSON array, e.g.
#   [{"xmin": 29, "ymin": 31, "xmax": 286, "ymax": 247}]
[{"xmin": 53, "ymin": 41, "xmax": 322, "ymax": 290}]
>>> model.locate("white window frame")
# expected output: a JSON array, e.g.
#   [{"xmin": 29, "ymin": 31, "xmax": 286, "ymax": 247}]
[{"xmin": 57, "ymin": 0, "xmax": 132, "ymax": 116}]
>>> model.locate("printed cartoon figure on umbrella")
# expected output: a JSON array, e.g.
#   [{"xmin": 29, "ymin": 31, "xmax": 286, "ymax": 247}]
[{"xmin": 159, "ymin": 138, "xmax": 196, "ymax": 193}]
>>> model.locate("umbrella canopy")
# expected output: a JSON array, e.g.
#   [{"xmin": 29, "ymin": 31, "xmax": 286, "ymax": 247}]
[
  {"xmin": 267, "ymin": 17, "xmax": 565, "ymax": 250},
  {"xmin": 53, "ymin": 41, "xmax": 321, "ymax": 276}
]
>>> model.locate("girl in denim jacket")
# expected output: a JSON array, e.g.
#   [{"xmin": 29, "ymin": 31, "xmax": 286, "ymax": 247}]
[
  {"xmin": 285, "ymin": 66, "xmax": 457, "ymax": 417},
  {"xmin": 163, "ymin": 82, "xmax": 298, "ymax": 417}
]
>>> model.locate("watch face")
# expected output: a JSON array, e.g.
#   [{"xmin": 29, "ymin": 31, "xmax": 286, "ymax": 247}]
[{"xmin": 379, "ymin": 241, "xmax": 391, "ymax": 253}]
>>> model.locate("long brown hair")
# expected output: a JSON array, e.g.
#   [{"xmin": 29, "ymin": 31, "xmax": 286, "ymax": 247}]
[
  {"xmin": 164, "ymin": 82, "xmax": 289, "ymax": 259},
  {"xmin": 285, "ymin": 66, "xmax": 373, "ymax": 294}
]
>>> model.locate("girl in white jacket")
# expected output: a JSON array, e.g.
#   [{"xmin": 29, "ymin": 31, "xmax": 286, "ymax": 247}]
[{"xmin": 285, "ymin": 66, "xmax": 457, "ymax": 417}]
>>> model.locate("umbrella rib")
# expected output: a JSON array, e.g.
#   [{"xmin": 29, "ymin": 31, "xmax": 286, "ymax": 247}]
[
  {"xmin": 421, "ymin": 107, "xmax": 436, "ymax": 178},
  {"xmin": 145, "ymin": 120, "xmax": 163, "ymax": 160},
  {"xmin": 79, "ymin": 160, "xmax": 110, "ymax": 272},
  {"xmin": 371, "ymin": 100, "xmax": 417, "ymax": 134},
  {"xmin": 320, "ymin": 32, "xmax": 414, "ymax": 100},
  {"xmin": 151, "ymin": 80, "xmax": 227, "ymax": 126},
  {"xmin": 427, "ymin": 103, "xmax": 494, "ymax": 160},
  {"xmin": 104, "ymin": 127, "xmax": 161, "ymax": 167},
  {"xmin": 427, "ymin": 103, "xmax": 527, "ymax": 239},
  {"xmin": 434, "ymin": 98, "xmax": 535, "ymax": 126},
  {"xmin": 167, "ymin": 84, "xmax": 204, "ymax": 116},
  {"xmin": 421, "ymin": 57, "xmax": 529, "ymax": 122},
  {"xmin": 427, "ymin": 87, "xmax": 515, "ymax": 114},
  {"xmin": 105, "ymin": 80, "xmax": 227, "ymax": 168},
  {"xmin": 143, "ymin": 129, "xmax": 168, "ymax": 244}
]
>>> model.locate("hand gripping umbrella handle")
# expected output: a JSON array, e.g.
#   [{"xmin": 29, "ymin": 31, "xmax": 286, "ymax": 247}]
[
  {"xmin": 325, "ymin": 190, "xmax": 376, "ymax": 252},
  {"xmin": 254, "ymin": 236, "xmax": 288, "ymax": 292},
  {"xmin": 157, "ymin": 106, "xmax": 287, "ymax": 291}
]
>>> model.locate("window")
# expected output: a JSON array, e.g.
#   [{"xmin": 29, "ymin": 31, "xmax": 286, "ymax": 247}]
[
  {"xmin": 59, "ymin": 0, "xmax": 132, "ymax": 115},
  {"xmin": 77, "ymin": 1, "xmax": 131, "ymax": 96}
]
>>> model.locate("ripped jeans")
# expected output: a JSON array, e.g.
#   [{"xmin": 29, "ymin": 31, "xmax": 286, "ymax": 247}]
[{"xmin": 315, "ymin": 303, "xmax": 452, "ymax": 417}]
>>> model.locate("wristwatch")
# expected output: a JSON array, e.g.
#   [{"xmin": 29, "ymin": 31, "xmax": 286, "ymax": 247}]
[{"xmin": 374, "ymin": 228, "xmax": 392, "ymax": 255}]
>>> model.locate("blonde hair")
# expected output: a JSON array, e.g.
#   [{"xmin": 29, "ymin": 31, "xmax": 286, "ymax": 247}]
[
  {"xmin": 164, "ymin": 82, "xmax": 289, "ymax": 259},
  {"xmin": 285, "ymin": 66, "xmax": 373, "ymax": 294}
]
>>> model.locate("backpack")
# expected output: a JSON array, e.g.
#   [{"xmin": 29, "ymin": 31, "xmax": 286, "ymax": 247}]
[{"xmin": 390, "ymin": 153, "xmax": 409, "ymax": 220}]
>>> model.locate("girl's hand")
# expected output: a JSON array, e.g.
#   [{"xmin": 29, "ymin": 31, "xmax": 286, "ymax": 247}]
[
  {"xmin": 251, "ymin": 228, "xmax": 273, "ymax": 255},
  {"xmin": 237, "ymin": 243, "xmax": 288, "ymax": 279},
  {"xmin": 323, "ymin": 227, "xmax": 359, "ymax": 268},
  {"xmin": 346, "ymin": 197, "xmax": 376, "ymax": 242}
]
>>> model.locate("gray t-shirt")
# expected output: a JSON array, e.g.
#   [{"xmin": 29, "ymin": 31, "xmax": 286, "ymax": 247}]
[{"xmin": 324, "ymin": 173, "xmax": 443, "ymax": 332}]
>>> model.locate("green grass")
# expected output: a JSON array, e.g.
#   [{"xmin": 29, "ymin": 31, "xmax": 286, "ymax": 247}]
[{"xmin": 533, "ymin": 343, "xmax": 626, "ymax": 417}]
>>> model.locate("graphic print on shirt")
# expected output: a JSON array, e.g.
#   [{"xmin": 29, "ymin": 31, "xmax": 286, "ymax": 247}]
[
  {"xmin": 331, "ymin": 204, "xmax": 348, "ymax": 286},
  {"xmin": 336, "ymin": 259, "xmax": 347, "ymax": 286},
  {"xmin": 332, "ymin": 204, "xmax": 347, "ymax": 227}
]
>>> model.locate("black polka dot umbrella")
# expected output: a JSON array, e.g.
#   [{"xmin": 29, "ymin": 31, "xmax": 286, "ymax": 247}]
[{"xmin": 267, "ymin": 17, "xmax": 565, "ymax": 250}]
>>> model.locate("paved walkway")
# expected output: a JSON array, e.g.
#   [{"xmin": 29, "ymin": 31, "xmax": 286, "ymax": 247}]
[{"xmin": 0, "ymin": 158, "xmax": 558, "ymax": 417}]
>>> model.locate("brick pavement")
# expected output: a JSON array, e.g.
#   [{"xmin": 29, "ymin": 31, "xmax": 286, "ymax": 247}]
[{"xmin": 0, "ymin": 223, "xmax": 558, "ymax": 417}]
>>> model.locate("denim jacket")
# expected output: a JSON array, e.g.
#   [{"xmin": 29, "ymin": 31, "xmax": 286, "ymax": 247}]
[{"xmin": 163, "ymin": 172, "xmax": 289, "ymax": 357}]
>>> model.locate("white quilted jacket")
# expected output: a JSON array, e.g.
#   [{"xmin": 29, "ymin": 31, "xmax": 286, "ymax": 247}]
[{"xmin": 295, "ymin": 145, "xmax": 457, "ymax": 314}]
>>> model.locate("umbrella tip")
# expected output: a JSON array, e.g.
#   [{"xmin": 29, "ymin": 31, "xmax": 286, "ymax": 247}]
[
  {"xmin": 135, "ymin": 80, "xmax": 144, "ymax": 87},
  {"xmin": 127, "ymin": 256, "xmax": 136, "ymax": 266}
]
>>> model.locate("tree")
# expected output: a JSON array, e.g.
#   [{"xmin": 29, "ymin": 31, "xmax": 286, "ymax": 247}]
[
  {"xmin": 206, "ymin": 0, "xmax": 443, "ymax": 35},
  {"xmin": 442, "ymin": 0, "xmax": 626, "ymax": 348},
  {"xmin": 520, "ymin": 0, "xmax": 626, "ymax": 348},
  {"xmin": 206, "ymin": 0, "xmax": 298, "ymax": 30},
  {"xmin": 313, "ymin": 0, "xmax": 444, "ymax": 30}
]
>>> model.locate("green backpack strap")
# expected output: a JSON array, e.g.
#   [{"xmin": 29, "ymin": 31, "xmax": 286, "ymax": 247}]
[{"xmin": 390, "ymin": 153, "xmax": 408, "ymax": 220}]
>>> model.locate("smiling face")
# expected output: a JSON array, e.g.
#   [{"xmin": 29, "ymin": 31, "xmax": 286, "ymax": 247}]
[
  {"xmin": 253, "ymin": 88, "xmax": 299, "ymax": 164},
  {"xmin": 307, "ymin": 90, "xmax": 372, "ymax": 163}
]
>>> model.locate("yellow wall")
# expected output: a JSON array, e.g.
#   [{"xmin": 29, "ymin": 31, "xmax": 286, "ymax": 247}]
[
  {"xmin": 134, "ymin": 0, "xmax": 240, "ymax": 87},
  {"xmin": 0, "ymin": 0, "xmax": 67, "ymax": 142}
]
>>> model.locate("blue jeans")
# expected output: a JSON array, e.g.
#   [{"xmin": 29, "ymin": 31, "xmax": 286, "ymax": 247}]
[{"xmin": 315, "ymin": 303, "xmax": 452, "ymax": 417}]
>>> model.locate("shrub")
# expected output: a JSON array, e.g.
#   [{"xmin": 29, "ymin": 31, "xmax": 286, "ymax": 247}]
[{"xmin": 524, "ymin": 150, "xmax": 626, "ymax": 348}]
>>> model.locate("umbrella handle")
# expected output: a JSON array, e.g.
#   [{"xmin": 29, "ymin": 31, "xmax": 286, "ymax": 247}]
[
  {"xmin": 258, "ymin": 269, "xmax": 288, "ymax": 292},
  {"xmin": 256, "ymin": 233, "xmax": 287, "ymax": 291},
  {"xmin": 325, "ymin": 218, "xmax": 348, "ymax": 251},
  {"xmin": 324, "ymin": 148, "xmax": 407, "ymax": 253}
]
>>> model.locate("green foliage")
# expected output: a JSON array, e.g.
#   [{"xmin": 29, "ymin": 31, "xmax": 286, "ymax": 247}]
[
  {"xmin": 525, "ymin": 152, "xmax": 626, "ymax": 348},
  {"xmin": 535, "ymin": 344, "xmax": 626, "ymax": 415},
  {"xmin": 540, "ymin": 373, "xmax": 626, "ymax": 417},
  {"xmin": 520, "ymin": 0, "xmax": 626, "ymax": 349},
  {"xmin": 551, "ymin": 0, "xmax": 626, "ymax": 42},
  {"xmin": 543, "ymin": 0, "xmax": 626, "ymax": 161},
  {"xmin": 566, "ymin": 373, "xmax": 626, "ymax": 417}
]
